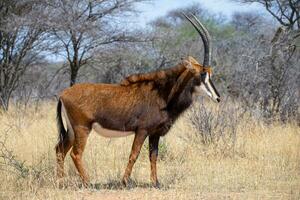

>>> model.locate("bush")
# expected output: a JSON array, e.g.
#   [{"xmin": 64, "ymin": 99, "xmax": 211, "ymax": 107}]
[{"xmin": 188, "ymin": 99, "xmax": 243, "ymax": 152}]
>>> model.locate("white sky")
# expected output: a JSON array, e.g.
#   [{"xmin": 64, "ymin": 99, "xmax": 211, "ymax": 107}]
[{"xmin": 135, "ymin": 0, "xmax": 263, "ymax": 26}]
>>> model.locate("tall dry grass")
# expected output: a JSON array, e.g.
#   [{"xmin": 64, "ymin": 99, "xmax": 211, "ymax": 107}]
[{"xmin": 0, "ymin": 101, "xmax": 299, "ymax": 199}]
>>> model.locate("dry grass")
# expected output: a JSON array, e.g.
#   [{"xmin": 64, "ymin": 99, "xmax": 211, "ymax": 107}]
[{"xmin": 0, "ymin": 102, "xmax": 299, "ymax": 199}]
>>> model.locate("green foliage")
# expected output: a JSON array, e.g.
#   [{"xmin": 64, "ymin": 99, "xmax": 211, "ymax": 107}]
[
  {"xmin": 183, "ymin": 19, "xmax": 236, "ymax": 40},
  {"xmin": 154, "ymin": 17, "xmax": 236, "ymax": 52}
]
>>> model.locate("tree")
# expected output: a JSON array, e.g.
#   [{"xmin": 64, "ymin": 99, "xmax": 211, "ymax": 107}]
[
  {"xmin": 46, "ymin": 0, "xmax": 149, "ymax": 86},
  {"xmin": 231, "ymin": 12, "xmax": 265, "ymax": 32},
  {"xmin": 235, "ymin": 0, "xmax": 300, "ymax": 30},
  {"xmin": 0, "ymin": 0, "xmax": 46, "ymax": 111}
]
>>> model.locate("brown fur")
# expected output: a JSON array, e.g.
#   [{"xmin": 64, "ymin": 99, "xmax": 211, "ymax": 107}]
[
  {"xmin": 120, "ymin": 56, "xmax": 210, "ymax": 86},
  {"xmin": 120, "ymin": 63, "xmax": 187, "ymax": 86},
  {"xmin": 55, "ymin": 56, "xmax": 210, "ymax": 187}
]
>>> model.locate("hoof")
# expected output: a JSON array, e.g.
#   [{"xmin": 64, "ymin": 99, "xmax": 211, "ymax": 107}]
[
  {"xmin": 151, "ymin": 181, "xmax": 160, "ymax": 189},
  {"xmin": 80, "ymin": 181, "xmax": 91, "ymax": 188},
  {"xmin": 122, "ymin": 177, "xmax": 128, "ymax": 187},
  {"xmin": 122, "ymin": 177, "xmax": 135, "ymax": 188}
]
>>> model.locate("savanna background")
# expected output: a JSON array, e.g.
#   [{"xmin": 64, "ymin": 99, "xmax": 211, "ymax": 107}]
[{"xmin": 0, "ymin": 0, "xmax": 299, "ymax": 199}]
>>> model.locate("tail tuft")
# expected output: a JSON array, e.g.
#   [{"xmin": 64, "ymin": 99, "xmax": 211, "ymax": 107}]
[{"xmin": 56, "ymin": 99, "xmax": 67, "ymax": 145}]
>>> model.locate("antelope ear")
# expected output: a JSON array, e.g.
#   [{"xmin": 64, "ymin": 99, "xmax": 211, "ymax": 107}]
[
  {"xmin": 182, "ymin": 59, "xmax": 193, "ymax": 70},
  {"xmin": 120, "ymin": 79, "xmax": 130, "ymax": 86}
]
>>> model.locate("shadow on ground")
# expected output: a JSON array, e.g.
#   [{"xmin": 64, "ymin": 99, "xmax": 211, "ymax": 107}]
[
  {"xmin": 90, "ymin": 179, "xmax": 169, "ymax": 190},
  {"xmin": 58, "ymin": 177, "xmax": 171, "ymax": 191}
]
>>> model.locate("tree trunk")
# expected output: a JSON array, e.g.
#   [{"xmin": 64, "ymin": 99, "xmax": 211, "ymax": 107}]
[
  {"xmin": 70, "ymin": 65, "xmax": 79, "ymax": 87},
  {"xmin": 69, "ymin": 38, "xmax": 80, "ymax": 87},
  {"xmin": 296, "ymin": 11, "xmax": 300, "ymax": 30},
  {"xmin": 0, "ymin": 93, "xmax": 10, "ymax": 111}
]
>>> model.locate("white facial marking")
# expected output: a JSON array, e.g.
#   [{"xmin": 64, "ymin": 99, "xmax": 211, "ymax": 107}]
[
  {"xmin": 205, "ymin": 72, "xmax": 210, "ymax": 83},
  {"xmin": 204, "ymin": 73, "xmax": 219, "ymax": 100},
  {"xmin": 200, "ymin": 84, "xmax": 212, "ymax": 97},
  {"xmin": 92, "ymin": 123, "xmax": 134, "ymax": 138},
  {"xmin": 194, "ymin": 72, "xmax": 220, "ymax": 101}
]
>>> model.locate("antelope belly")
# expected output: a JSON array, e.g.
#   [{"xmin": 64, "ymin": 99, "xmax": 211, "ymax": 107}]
[{"xmin": 92, "ymin": 123, "xmax": 134, "ymax": 138}]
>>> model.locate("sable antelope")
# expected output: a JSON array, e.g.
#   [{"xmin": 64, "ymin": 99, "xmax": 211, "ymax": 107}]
[{"xmin": 55, "ymin": 13, "xmax": 220, "ymax": 188}]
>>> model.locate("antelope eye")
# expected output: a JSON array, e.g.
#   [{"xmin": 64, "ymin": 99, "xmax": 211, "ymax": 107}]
[{"xmin": 200, "ymin": 73, "xmax": 206, "ymax": 81}]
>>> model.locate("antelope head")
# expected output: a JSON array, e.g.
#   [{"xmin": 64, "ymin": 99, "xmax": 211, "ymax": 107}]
[{"xmin": 183, "ymin": 13, "xmax": 221, "ymax": 103}]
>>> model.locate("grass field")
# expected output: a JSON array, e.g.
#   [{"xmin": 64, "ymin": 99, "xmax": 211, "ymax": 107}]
[{"xmin": 0, "ymin": 102, "xmax": 299, "ymax": 199}]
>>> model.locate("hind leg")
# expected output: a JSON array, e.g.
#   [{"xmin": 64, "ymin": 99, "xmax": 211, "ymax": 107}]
[
  {"xmin": 55, "ymin": 131, "xmax": 73, "ymax": 179},
  {"xmin": 70, "ymin": 126, "xmax": 90, "ymax": 186}
]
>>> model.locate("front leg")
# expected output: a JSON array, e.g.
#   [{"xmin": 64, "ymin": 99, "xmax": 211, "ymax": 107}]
[
  {"xmin": 122, "ymin": 129, "xmax": 148, "ymax": 186},
  {"xmin": 149, "ymin": 135, "xmax": 160, "ymax": 188}
]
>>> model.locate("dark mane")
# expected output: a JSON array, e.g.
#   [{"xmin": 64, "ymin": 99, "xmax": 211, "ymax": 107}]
[
  {"xmin": 120, "ymin": 62, "xmax": 196, "ymax": 110},
  {"xmin": 120, "ymin": 63, "xmax": 186, "ymax": 86}
]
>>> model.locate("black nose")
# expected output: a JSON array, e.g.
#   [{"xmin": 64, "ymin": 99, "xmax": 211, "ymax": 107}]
[{"xmin": 216, "ymin": 97, "xmax": 221, "ymax": 103}]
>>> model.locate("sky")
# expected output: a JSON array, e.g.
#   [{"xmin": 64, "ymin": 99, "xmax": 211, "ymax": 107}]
[
  {"xmin": 136, "ymin": 0, "xmax": 263, "ymax": 26},
  {"xmin": 47, "ymin": 0, "xmax": 264, "ymax": 62}
]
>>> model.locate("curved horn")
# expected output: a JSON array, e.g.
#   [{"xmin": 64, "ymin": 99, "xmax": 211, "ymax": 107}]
[
  {"xmin": 191, "ymin": 14, "xmax": 212, "ymax": 66},
  {"xmin": 182, "ymin": 13, "xmax": 211, "ymax": 66}
]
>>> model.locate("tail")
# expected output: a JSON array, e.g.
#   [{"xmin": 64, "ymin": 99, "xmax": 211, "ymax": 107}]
[{"xmin": 56, "ymin": 99, "xmax": 67, "ymax": 145}]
